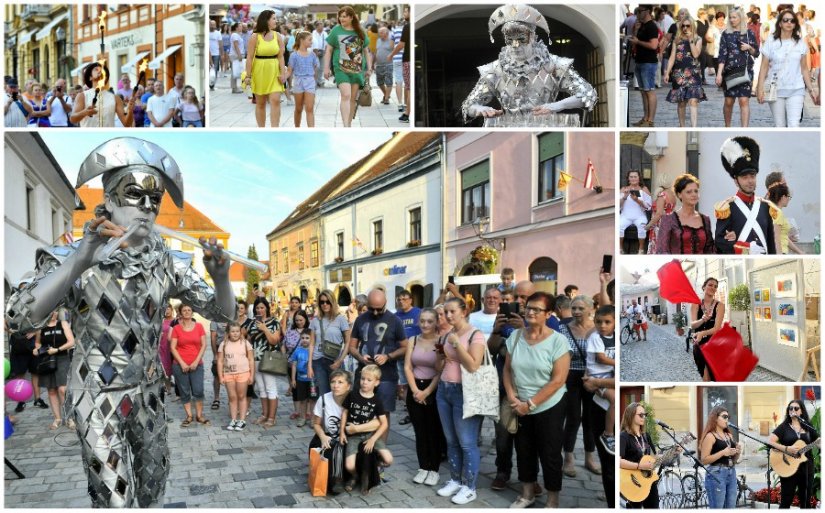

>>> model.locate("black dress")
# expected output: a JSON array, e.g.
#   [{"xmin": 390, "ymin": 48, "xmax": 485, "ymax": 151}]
[
  {"xmin": 773, "ymin": 421, "xmax": 820, "ymax": 509},
  {"xmin": 620, "ymin": 431, "xmax": 659, "ymax": 508},
  {"xmin": 692, "ymin": 301, "xmax": 718, "ymax": 381}
]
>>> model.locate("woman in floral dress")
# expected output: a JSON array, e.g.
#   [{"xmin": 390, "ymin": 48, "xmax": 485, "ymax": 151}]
[
  {"xmin": 665, "ymin": 16, "xmax": 706, "ymax": 127},
  {"xmin": 716, "ymin": 7, "xmax": 759, "ymax": 127}
]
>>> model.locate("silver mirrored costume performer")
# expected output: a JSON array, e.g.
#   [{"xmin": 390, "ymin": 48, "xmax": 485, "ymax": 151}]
[
  {"xmin": 461, "ymin": 4, "xmax": 598, "ymax": 127},
  {"xmin": 5, "ymin": 138, "xmax": 235, "ymax": 507}
]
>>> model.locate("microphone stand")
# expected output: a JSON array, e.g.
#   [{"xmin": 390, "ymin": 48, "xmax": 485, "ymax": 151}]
[
  {"xmin": 659, "ymin": 426, "xmax": 720, "ymax": 507},
  {"xmin": 728, "ymin": 424, "xmax": 778, "ymax": 509}
]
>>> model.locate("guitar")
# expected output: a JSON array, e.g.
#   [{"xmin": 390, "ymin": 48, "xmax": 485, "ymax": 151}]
[
  {"xmin": 620, "ymin": 433, "xmax": 696, "ymax": 503},
  {"xmin": 770, "ymin": 438, "xmax": 821, "ymax": 478}
]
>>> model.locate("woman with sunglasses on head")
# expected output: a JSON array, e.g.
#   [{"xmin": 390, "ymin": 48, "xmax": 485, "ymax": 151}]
[
  {"xmin": 768, "ymin": 400, "xmax": 819, "ymax": 509},
  {"xmin": 767, "ymin": 183, "xmax": 804, "ymax": 255},
  {"xmin": 716, "ymin": 7, "xmax": 759, "ymax": 127},
  {"xmin": 308, "ymin": 290, "xmax": 351, "ymax": 404},
  {"xmin": 656, "ymin": 174, "xmax": 715, "ymax": 254},
  {"xmin": 700, "ymin": 406, "xmax": 742, "ymax": 509},
  {"xmin": 757, "ymin": 9, "xmax": 820, "ymax": 126},
  {"xmin": 619, "ymin": 402, "xmax": 658, "ymax": 508},
  {"xmin": 664, "ymin": 16, "xmax": 707, "ymax": 127},
  {"xmin": 689, "ymin": 278, "xmax": 725, "ymax": 381}
]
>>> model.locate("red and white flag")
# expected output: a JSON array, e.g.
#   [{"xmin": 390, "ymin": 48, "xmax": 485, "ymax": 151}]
[
  {"xmin": 584, "ymin": 159, "xmax": 596, "ymax": 189},
  {"xmin": 64, "ymin": 231, "xmax": 74, "ymax": 244}
]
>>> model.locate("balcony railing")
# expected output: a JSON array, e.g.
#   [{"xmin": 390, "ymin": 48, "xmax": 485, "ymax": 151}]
[{"xmin": 20, "ymin": 5, "xmax": 51, "ymax": 20}]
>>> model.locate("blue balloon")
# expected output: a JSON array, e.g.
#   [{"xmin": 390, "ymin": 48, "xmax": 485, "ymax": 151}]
[{"xmin": 4, "ymin": 415, "xmax": 13, "ymax": 440}]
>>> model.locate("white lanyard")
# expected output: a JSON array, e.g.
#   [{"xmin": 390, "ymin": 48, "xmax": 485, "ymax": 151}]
[{"xmin": 733, "ymin": 196, "xmax": 767, "ymax": 248}]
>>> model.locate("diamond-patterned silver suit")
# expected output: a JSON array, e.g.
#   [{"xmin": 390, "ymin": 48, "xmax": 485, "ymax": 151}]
[
  {"xmin": 461, "ymin": 4, "xmax": 598, "ymax": 127},
  {"xmin": 6, "ymin": 233, "xmax": 232, "ymax": 507}
]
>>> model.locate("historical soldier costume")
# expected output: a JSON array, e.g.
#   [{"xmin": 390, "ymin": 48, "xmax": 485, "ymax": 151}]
[
  {"xmin": 5, "ymin": 138, "xmax": 236, "ymax": 507},
  {"xmin": 461, "ymin": 4, "xmax": 598, "ymax": 127},
  {"xmin": 714, "ymin": 136, "xmax": 777, "ymax": 254}
]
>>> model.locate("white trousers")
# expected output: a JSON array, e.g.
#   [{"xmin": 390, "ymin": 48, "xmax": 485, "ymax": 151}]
[{"xmin": 769, "ymin": 95, "xmax": 804, "ymax": 127}]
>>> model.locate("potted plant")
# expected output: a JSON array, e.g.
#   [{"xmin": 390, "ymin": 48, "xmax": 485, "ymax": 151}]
[
  {"xmin": 406, "ymin": 239, "xmax": 421, "ymax": 248},
  {"xmin": 671, "ymin": 310, "xmax": 688, "ymax": 336},
  {"xmin": 333, "ymin": 256, "xmax": 343, "ymax": 263},
  {"xmin": 371, "ymin": 248, "xmax": 383, "ymax": 256},
  {"xmin": 728, "ymin": 283, "xmax": 752, "ymax": 348}
]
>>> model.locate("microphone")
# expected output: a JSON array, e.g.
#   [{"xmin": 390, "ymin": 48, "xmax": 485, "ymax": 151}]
[
  {"xmin": 655, "ymin": 419, "xmax": 673, "ymax": 430},
  {"xmin": 727, "ymin": 422, "xmax": 740, "ymax": 431}
]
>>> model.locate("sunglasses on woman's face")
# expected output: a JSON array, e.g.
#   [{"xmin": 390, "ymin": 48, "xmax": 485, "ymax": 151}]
[
  {"xmin": 637, "ymin": 412, "xmax": 647, "ymax": 418},
  {"xmin": 681, "ymin": 24, "xmax": 691, "ymax": 29},
  {"xmin": 790, "ymin": 406, "xmax": 802, "ymax": 412},
  {"xmin": 720, "ymin": 414, "xmax": 730, "ymax": 420},
  {"xmin": 781, "ymin": 18, "xmax": 795, "ymax": 23}
]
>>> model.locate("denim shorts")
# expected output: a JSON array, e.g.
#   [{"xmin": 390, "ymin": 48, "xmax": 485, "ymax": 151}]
[
  {"xmin": 376, "ymin": 380, "xmax": 397, "ymax": 413},
  {"xmin": 635, "ymin": 62, "xmax": 658, "ymax": 91},
  {"xmin": 375, "ymin": 64, "xmax": 393, "ymax": 87}
]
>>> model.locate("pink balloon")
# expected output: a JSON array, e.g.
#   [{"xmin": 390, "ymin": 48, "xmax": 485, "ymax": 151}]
[{"xmin": 5, "ymin": 379, "xmax": 33, "ymax": 402}]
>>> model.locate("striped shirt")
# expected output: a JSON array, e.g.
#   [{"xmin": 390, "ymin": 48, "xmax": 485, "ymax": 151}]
[
  {"xmin": 391, "ymin": 25, "xmax": 404, "ymax": 64},
  {"xmin": 558, "ymin": 323, "xmax": 588, "ymax": 372}
]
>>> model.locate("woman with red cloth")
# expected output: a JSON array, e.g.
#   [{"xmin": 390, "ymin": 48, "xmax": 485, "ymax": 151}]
[
  {"xmin": 171, "ymin": 304, "xmax": 211, "ymax": 427},
  {"xmin": 656, "ymin": 173, "xmax": 715, "ymax": 254},
  {"xmin": 689, "ymin": 278, "xmax": 725, "ymax": 381}
]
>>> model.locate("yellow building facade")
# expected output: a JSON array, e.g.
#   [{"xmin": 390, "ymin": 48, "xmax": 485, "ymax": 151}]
[{"xmin": 5, "ymin": 4, "xmax": 72, "ymax": 84}]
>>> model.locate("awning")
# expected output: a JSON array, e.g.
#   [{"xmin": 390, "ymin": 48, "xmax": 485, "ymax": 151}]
[
  {"xmin": 35, "ymin": 12, "xmax": 68, "ymax": 40},
  {"xmin": 147, "ymin": 45, "xmax": 181, "ymax": 70},
  {"xmin": 70, "ymin": 61, "xmax": 93, "ymax": 78},
  {"xmin": 17, "ymin": 29, "xmax": 38, "ymax": 46},
  {"xmin": 121, "ymin": 51, "xmax": 150, "ymax": 73}
]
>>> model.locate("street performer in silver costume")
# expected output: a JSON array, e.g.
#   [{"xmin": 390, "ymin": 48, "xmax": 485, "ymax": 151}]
[
  {"xmin": 461, "ymin": 4, "xmax": 598, "ymax": 127},
  {"xmin": 5, "ymin": 138, "xmax": 236, "ymax": 507}
]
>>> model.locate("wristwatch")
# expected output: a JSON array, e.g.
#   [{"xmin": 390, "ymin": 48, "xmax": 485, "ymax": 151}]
[{"xmin": 527, "ymin": 399, "xmax": 537, "ymax": 412}]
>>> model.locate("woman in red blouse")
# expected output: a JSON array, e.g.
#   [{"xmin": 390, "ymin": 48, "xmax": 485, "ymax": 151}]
[
  {"xmin": 656, "ymin": 173, "xmax": 715, "ymax": 254},
  {"xmin": 171, "ymin": 304, "xmax": 211, "ymax": 427}
]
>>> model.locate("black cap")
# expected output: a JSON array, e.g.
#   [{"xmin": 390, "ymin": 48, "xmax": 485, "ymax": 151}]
[
  {"xmin": 721, "ymin": 137, "xmax": 760, "ymax": 178},
  {"xmin": 6, "ymin": 77, "xmax": 18, "ymax": 87}
]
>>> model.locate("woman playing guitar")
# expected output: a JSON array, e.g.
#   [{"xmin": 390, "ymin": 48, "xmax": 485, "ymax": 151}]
[
  {"xmin": 768, "ymin": 400, "xmax": 820, "ymax": 509},
  {"xmin": 619, "ymin": 402, "xmax": 659, "ymax": 508}
]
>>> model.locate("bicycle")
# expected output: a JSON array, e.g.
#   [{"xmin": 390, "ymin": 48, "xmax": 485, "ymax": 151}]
[
  {"xmin": 621, "ymin": 314, "xmax": 639, "ymax": 345},
  {"xmin": 656, "ymin": 445, "xmax": 685, "ymax": 509},
  {"xmin": 736, "ymin": 474, "xmax": 756, "ymax": 508},
  {"xmin": 680, "ymin": 451, "xmax": 708, "ymax": 508}
]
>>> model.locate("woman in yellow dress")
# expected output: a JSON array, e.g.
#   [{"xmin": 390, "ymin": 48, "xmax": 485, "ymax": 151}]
[
  {"xmin": 767, "ymin": 183, "xmax": 804, "ymax": 254},
  {"xmin": 243, "ymin": 9, "xmax": 287, "ymax": 127}
]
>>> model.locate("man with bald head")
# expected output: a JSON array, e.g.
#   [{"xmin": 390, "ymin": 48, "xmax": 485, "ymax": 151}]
[
  {"xmin": 374, "ymin": 26, "xmax": 394, "ymax": 104},
  {"xmin": 349, "ymin": 288, "xmax": 408, "ymax": 441}
]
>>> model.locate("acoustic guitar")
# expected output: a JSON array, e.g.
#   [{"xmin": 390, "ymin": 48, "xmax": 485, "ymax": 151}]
[
  {"xmin": 620, "ymin": 433, "xmax": 695, "ymax": 503},
  {"xmin": 770, "ymin": 438, "xmax": 821, "ymax": 478}
]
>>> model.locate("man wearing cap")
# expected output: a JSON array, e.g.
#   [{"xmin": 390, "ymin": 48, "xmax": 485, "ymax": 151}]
[
  {"xmin": 461, "ymin": 4, "xmax": 598, "ymax": 127},
  {"xmin": 5, "ymin": 138, "xmax": 236, "ymax": 507},
  {"xmin": 714, "ymin": 136, "xmax": 777, "ymax": 254},
  {"xmin": 4, "ymin": 77, "xmax": 32, "ymax": 127}
]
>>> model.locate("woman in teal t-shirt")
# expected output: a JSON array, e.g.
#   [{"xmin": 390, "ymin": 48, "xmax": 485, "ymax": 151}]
[
  {"xmin": 323, "ymin": 6, "xmax": 372, "ymax": 127},
  {"xmin": 503, "ymin": 292, "xmax": 571, "ymax": 509}
]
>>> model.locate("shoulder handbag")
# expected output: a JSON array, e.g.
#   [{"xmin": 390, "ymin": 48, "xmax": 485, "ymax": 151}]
[
  {"xmin": 764, "ymin": 40, "xmax": 792, "ymax": 103},
  {"xmin": 498, "ymin": 330, "xmax": 522, "ymax": 434},
  {"xmin": 258, "ymin": 343, "xmax": 288, "ymax": 376},
  {"xmin": 319, "ymin": 317, "xmax": 344, "ymax": 360},
  {"xmin": 460, "ymin": 330, "xmax": 500, "ymax": 421}
]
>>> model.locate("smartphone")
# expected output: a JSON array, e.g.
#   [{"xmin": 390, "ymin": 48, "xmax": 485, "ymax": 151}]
[
  {"xmin": 255, "ymin": 315, "xmax": 263, "ymax": 323},
  {"xmin": 448, "ymin": 275, "xmax": 455, "ymax": 285},
  {"xmin": 508, "ymin": 302, "xmax": 520, "ymax": 317},
  {"xmin": 499, "ymin": 302, "xmax": 511, "ymax": 317},
  {"xmin": 602, "ymin": 254, "xmax": 613, "ymax": 274},
  {"xmin": 630, "ymin": 190, "xmax": 641, "ymax": 198}
]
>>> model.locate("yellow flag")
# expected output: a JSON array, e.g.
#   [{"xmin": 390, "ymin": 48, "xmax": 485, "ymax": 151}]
[{"xmin": 557, "ymin": 171, "xmax": 573, "ymax": 191}]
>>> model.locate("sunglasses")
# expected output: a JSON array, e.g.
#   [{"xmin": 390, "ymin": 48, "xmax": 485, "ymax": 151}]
[
  {"xmin": 371, "ymin": 308, "xmax": 385, "ymax": 315},
  {"xmin": 790, "ymin": 406, "xmax": 802, "ymax": 412},
  {"xmin": 681, "ymin": 24, "xmax": 691, "ymax": 29},
  {"xmin": 781, "ymin": 18, "xmax": 795, "ymax": 23},
  {"xmin": 318, "ymin": 300, "xmax": 331, "ymax": 305},
  {"xmin": 637, "ymin": 412, "xmax": 647, "ymax": 418},
  {"xmin": 720, "ymin": 414, "xmax": 730, "ymax": 420}
]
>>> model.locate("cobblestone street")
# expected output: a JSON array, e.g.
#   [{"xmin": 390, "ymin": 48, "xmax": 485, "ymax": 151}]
[
  {"xmin": 625, "ymin": 78, "xmax": 820, "ymax": 128},
  {"xmin": 620, "ymin": 322, "xmax": 791, "ymax": 382},
  {"xmin": 4, "ymin": 341, "xmax": 607, "ymax": 508}
]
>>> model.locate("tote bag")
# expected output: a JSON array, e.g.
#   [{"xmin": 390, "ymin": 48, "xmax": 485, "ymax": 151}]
[{"xmin": 460, "ymin": 336, "xmax": 500, "ymax": 422}]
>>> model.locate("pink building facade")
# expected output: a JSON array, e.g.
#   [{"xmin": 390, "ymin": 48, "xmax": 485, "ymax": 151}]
[{"xmin": 444, "ymin": 131, "xmax": 615, "ymax": 297}]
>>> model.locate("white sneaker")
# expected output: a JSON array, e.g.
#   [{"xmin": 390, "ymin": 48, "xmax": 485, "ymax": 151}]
[
  {"xmin": 424, "ymin": 471, "xmax": 440, "ymax": 486},
  {"xmin": 452, "ymin": 486, "xmax": 477, "ymax": 505},
  {"xmin": 437, "ymin": 479, "xmax": 462, "ymax": 497},
  {"xmin": 226, "ymin": 419, "xmax": 238, "ymax": 431},
  {"xmin": 413, "ymin": 469, "xmax": 428, "ymax": 484}
]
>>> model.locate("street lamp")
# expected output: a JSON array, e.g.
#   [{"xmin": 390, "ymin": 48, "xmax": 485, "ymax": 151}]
[{"xmin": 471, "ymin": 216, "xmax": 506, "ymax": 252}]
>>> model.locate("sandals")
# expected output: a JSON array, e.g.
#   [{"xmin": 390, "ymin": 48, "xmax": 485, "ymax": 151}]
[
  {"xmin": 343, "ymin": 478, "xmax": 356, "ymax": 492},
  {"xmin": 290, "ymin": 412, "xmax": 300, "ymax": 420},
  {"xmin": 49, "ymin": 419, "xmax": 62, "ymax": 430},
  {"xmin": 196, "ymin": 416, "xmax": 211, "ymax": 426},
  {"xmin": 263, "ymin": 418, "xmax": 276, "ymax": 428},
  {"xmin": 211, "ymin": 399, "xmax": 220, "ymax": 410},
  {"xmin": 65, "ymin": 418, "xmax": 76, "ymax": 430},
  {"xmin": 181, "ymin": 416, "xmax": 193, "ymax": 428}
]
